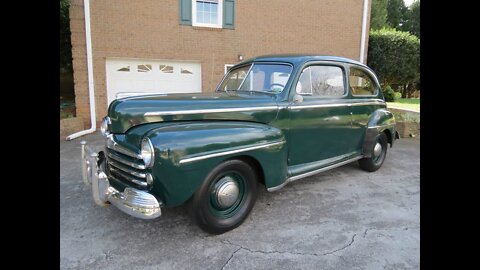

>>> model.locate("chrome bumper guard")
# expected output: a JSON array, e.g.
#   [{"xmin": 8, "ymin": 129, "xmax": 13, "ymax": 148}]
[{"xmin": 80, "ymin": 141, "xmax": 161, "ymax": 219}]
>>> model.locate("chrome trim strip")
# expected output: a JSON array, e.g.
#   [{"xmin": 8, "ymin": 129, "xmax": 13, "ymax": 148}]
[
  {"xmin": 368, "ymin": 123, "xmax": 395, "ymax": 129},
  {"xmin": 144, "ymin": 106, "xmax": 279, "ymax": 116},
  {"xmin": 267, "ymin": 155, "xmax": 363, "ymax": 192},
  {"xmin": 290, "ymin": 101, "xmax": 385, "ymax": 110},
  {"xmin": 267, "ymin": 181, "xmax": 288, "ymax": 192},
  {"xmin": 288, "ymin": 156, "xmax": 363, "ymax": 182},
  {"xmin": 179, "ymin": 141, "xmax": 286, "ymax": 164},
  {"xmin": 109, "ymin": 167, "xmax": 148, "ymax": 187},
  {"xmin": 106, "ymin": 135, "xmax": 142, "ymax": 159},
  {"xmin": 108, "ymin": 159, "xmax": 146, "ymax": 178},
  {"xmin": 106, "ymin": 151, "xmax": 146, "ymax": 169}
]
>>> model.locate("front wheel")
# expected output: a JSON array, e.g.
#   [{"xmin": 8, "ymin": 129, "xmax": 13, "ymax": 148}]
[
  {"xmin": 359, "ymin": 132, "xmax": 388, "ymax": 172},
  {"xmin": 189, "ymin": 159, "xmax": 258, "ymax": 234}
]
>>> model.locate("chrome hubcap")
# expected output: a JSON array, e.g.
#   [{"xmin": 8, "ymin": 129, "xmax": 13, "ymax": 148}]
[
  {"xmin": 373, "ymin": 142, "xmax": 382, "ymax": 157},
  {"xmin": 215, "ymin": 176, "xmax": 240, "ymax": 209}
]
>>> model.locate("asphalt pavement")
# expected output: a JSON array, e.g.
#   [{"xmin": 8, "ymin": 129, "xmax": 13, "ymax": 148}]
[{"xmin": 60, "ymin": 132, "xmax": 419, "ymax": 270}]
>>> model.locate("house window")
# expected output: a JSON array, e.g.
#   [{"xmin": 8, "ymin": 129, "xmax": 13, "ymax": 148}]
[
  {"xmin": 180, "ymin": 0, "xmax": 235, "ymax": 29},
  {"xmin": 192, "ymin": 0, "xmax": 223, "ymax": 28},
  {"xmin": 224, "ymin": 64, "xmax": 234, "ymax": 74}
]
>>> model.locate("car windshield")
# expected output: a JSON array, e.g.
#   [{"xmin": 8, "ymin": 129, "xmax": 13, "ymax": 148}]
[{"xmin": 217, "ymin": 63, "xmax": 293, "ymax": 94}]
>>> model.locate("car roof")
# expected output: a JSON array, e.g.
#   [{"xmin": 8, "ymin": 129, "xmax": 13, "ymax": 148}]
[{"xmin": 238, "ymin": 54, "xmax": 369, "ymax": 69}]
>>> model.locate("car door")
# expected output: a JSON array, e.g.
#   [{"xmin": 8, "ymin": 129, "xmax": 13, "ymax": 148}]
[
  {"xmin": 287, "ymin": 63, "xmax": 358, "ymax": 167},
  {"xmin": 348, "ymin": 66, "xmax": 384, "ymax": 152}
]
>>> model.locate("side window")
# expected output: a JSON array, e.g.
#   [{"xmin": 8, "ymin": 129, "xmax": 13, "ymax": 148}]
[
  {"xmin": 296, "ymin": 66, "xmax": 345, "ymax": 97},
  {"xmin": 349, "ymin": 68, "xmax": 376, "ymax": 96},
  {"xmin": 222, "ymin": 65, "xmax": 250, "ymax": 91}
]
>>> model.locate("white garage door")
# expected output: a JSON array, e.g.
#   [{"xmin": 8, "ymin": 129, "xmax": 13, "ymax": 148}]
[{"xmin": 106, "ymin": 59, "xmax": 202, "ymax": 105}]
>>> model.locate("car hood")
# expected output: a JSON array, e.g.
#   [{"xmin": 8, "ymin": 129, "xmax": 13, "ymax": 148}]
[{"xmin": 108, "ymin": 92, "xmax": 280, "ymax": 133}]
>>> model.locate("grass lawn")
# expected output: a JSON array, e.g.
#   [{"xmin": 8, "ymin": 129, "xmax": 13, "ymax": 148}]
[{"xmin": 387, "ymin": 98, "xmax": 420, "ymax": 111}]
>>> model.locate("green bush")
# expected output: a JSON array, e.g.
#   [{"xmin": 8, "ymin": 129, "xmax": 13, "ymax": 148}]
[
  {"xmin": 367, "ymin": 28, "xmax": 420, "ymax": 87},
  {"xmin": 394, "ymin": 91, "xmax": 402, "ymax": 100},
  {"xmin": 382, "ymin": 85, "xmax": 396, "ymax": 102}
]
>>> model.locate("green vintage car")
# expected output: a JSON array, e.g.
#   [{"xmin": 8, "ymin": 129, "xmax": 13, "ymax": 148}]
[{"xmin": 81, "ymin": 55, "xmax": 398, "ymax": 234}]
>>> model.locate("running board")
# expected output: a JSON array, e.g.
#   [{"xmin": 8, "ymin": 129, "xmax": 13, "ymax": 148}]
[{"xmin": 267, "ymin": 155, "xmax": 363, "ymax": 192}]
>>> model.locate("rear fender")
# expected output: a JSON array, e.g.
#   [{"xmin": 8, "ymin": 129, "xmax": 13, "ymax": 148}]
[{"xmin": 363, "ymin": 109, "xmax": 397, "ymax": 157}]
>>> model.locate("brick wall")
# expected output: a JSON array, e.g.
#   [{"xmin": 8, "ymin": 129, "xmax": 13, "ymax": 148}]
[{"xmin": 70, "ymin": 0, "xmax": 371, "ymax": 127}]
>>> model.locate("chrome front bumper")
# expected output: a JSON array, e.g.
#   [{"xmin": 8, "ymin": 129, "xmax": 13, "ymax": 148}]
[{"xmin": 80, "ymin": 141, "xmax": 161, "ymax": 219}]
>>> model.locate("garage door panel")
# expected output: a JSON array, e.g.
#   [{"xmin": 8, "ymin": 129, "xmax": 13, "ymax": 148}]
[{"xmin": 106, "ymin": 59, "xmax": 202, "ymax": 105}]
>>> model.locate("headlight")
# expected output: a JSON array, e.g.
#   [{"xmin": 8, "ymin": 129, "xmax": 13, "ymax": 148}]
[
  {"xmin": 100, "ymin": 116, "xmax": 111, "ymax": 137},
  {"xmin": 141, "ymin": 138, "xmax": 155, "ymax": 167}
]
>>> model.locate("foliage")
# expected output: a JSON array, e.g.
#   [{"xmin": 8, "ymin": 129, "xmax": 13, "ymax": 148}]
[
  {"xmin": 394, "ymin": 91, "xmax": 402, "ymax": 100},
  {"xmin": 382, "ymin": 85, "xmax": 397, "ymax": 102},
  {"xmin": 60, "ymin": 0, "xmax": 72, "ymax": 73},
  {"xmin": 400, "ymin": 0, "xmax": 420, "ymax": 38},
  {"xmin": 370, "ymin": 0, "xmax": 388, "ymax": 30},
  {"xmin": 367, "ymin": 28, "xmax": 420, "ymax": 97},
  {"xmin": 386, "ymin": 0, "xmax": 407, "ymax": 29}
]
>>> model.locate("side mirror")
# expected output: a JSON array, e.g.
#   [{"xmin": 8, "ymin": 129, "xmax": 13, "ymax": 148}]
[{"xmin": 293, "ymin": 94, "xmax": 304, "ymax": 104}]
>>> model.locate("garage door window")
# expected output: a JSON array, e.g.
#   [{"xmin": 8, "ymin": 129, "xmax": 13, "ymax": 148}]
[
  {"xmin": 117, "ymin": 66, "xmax": 130, "ymax": 72},
  {"xmin": 160, "ymin": 65, "xmax": 174, "ymax": 73},
  {"xmin": 181, "ymin": 68, "xmax": 193, "ymax": 74},
  {"xmin": 137, "ymin": 64, "xmax": 152, "ymax": 73}
]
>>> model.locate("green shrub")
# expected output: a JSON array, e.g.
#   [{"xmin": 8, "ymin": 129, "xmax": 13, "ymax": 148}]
[
  {"xmin": 394, "ymin": 91, "xmax": 402, "ymax": 100},
  {"xmin": 382, "ymin": 85, "xmax": 396, "ymax": 102},
  {"xmin": 367, "ymin": 28, "xmax": 420, "ymax": 87}
]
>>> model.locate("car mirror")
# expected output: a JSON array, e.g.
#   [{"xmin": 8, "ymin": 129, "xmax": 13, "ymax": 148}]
[{"xmin": 293, "ymin": 94, "xmax": 304, "ymax": 104}]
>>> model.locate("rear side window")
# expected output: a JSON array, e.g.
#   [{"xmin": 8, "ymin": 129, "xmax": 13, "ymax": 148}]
[
  {"xmin": 296, "ymin": 66, "xmax": 345, "ymax": 97},
  {"xmin": 349, "ymin": 68, "xmax": 377, "ymax": 96}
]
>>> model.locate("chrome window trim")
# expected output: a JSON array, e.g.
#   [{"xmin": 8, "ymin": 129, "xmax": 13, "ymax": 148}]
[
  {"xmin": 144, "ymin": 106, "xmax": 279, "ymax": 116},
  {"xmin": 216, "ymin": 62, "xmax": 294, "ymax": 93},
  {"xmin": 179, "ymin": 141, "xmax": 286, "ymax": 164},
  {"xmin": 296, "ymin": 64, "xmax": 349, "ymax": 98},
  {"xmin": 237, "ymin": 64, "xmax": 254, "ymax": 90}
]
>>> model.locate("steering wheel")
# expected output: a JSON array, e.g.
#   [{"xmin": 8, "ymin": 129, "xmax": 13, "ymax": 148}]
[{"xmin": 269, "ymin": 83, "xmax": 285, "ymax": 91}]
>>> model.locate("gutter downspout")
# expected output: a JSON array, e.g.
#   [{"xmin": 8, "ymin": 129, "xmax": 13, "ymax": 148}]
[
  {"xmin": 66, "ymin": 0, "xmax": 96, "ymax": 140},
  {"xmin": 359, "ymin": 0, "xmax": 369, "ymax": 63}
]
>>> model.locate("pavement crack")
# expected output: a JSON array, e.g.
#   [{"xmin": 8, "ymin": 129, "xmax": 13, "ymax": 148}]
[
  {"xmin": 363, "ymin": 228, "xmax": 373, "ymax": 238},
  {"xmin": 321, "ymin": 234, "xmax": 357, "ymax": 256},
  {"xmin": 221, "ymin": 234, "xmax": 359, "ymax": 258},
  {"xmin": 221, "ymin": 247, "xmax": 241, "ymax": 270}
]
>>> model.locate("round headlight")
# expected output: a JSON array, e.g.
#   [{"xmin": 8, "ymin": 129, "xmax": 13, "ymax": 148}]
[
  {"xmin": 141, "ymin": 138, "xmax": 155, "ymax": 167},
  {"xmin": 100, "ymin": 116, "xmax": 111, "ymax": 137}
]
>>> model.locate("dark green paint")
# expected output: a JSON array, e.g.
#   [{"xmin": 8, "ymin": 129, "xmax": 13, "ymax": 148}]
[{"xmin": 103, "ymin": 55, "xmax": 396, "ymax": 207}]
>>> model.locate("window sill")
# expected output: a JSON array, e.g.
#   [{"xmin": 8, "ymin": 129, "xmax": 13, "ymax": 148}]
[{"xmin": 192, "ymin": 26, "xmax": 224, "ymax": 31}]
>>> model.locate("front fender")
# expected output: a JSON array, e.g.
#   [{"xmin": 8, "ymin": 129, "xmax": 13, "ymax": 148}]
[
  {"xmin": 363, "ymin": 109, "xmax": 397, "ymax": 157},
  {"xmin": 145, "ymin": 121, "xmax": 287, "ymax": 206}
]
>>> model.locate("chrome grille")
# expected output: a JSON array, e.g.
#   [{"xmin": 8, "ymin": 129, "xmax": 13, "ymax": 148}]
[{"xmin": 105, "ymin": 136, "xmax": 148, "ymax": 187}]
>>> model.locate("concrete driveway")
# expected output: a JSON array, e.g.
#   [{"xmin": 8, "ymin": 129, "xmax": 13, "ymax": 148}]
[{"xmin": 60, "ymin": 132, "xmax": 419, "ymax": 270}]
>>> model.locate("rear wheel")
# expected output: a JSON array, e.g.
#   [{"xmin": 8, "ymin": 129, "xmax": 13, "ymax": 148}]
[
  {"xmin": 189, "ymin": 159, "xmax": 258, "ymax": 234},
  {"xmin": 359, "ymin": 132, "xmax": 388, "ymax": 172}
]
